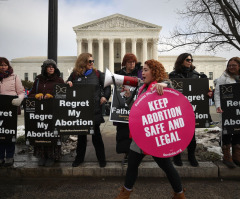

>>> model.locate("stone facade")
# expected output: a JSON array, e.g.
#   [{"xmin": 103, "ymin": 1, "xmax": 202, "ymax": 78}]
[{"xmin": 10, "ymin": 14, "xmax": 227, "ymax": 88}]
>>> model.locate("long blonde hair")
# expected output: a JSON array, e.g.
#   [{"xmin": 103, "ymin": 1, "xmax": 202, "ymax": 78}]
[{"xmin": 73, "ymin": 53, "xmax": 96, "ymax": 76}]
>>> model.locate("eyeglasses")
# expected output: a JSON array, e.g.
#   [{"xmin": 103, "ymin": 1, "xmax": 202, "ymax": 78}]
[
  {"xmin": 185, "ymin": 59, "xmax": 193, "ymax": 63},
  {"xmin": 227, "ymin": 64, "xmax": 238, "ymax": 68},
  {"xmin": 88, "ymin": 60, "xmax": 94, "ymax": 64},
  {"xmin": 46, "ymin": 65, "xmax": 54, "ymax": 69}
]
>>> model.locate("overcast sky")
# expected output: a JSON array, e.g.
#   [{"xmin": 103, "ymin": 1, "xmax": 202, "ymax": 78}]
[{"xmin": 0, "ymin": 0, "xmax": 239, "ymax": 61}]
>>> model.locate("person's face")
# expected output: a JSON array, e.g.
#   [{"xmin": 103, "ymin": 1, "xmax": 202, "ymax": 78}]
[
  {"xmin": 182, "ymin": 56, "xmax": 193, "ymax": 68},
  {"xmin": 46, "ymin": 65, "xmax": 55, "ymax": 76},
  {"xmin": 86, "ymin": 57, "xmax": 94, "ymax": 70},
  {"xmin": 125, "ymin": 60, "xmax": 136, "ymax": 73},
  {"xmin": 0, "ymin": 62, "xmax": 9, "ymax": 73},
  {"xmin": 142, "ymin": 64, "xmax": 154, "ymax": 85},
  {"xmin": 227, "ymin": 60, "xmax": 240, "ymax": 75}
]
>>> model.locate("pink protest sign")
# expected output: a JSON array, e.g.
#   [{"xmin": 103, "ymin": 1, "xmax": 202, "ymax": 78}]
[{"xmin": 129, "ymin": 88, "xmax": 195, "ymax": 158}]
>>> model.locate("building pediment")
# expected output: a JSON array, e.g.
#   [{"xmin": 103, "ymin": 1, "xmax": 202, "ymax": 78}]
[{"xmin": 73, "ymin": 13, "xmax": 162, "ymax": 31}]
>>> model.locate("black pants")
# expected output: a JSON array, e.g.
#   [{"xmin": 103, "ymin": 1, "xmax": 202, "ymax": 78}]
[
  {"xmin": 76, "ymin": 124, "xmax": 106, "ymax": 163},
  {"xmin": 222, "ymin": 134, "xmax": 240, "ymax": 146},
  {"xmin": 0, "ymin": 142, "xmax": 15, "ymax": 159},
  {"xmin": 116, "ymin": 123, "xmax": 132, "ymax": 154},
  {"xmin": 187, "ymin": 132, "xmax": 196, "ymax": 154},
  {"xmin": 124, "ymin": 150, "xmax": 183, "ymax": 193}
]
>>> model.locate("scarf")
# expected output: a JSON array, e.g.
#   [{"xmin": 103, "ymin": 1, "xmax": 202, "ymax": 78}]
[
  {"xmin": 137, "ymin": 81, "xmax": 157, "ymax": 97},
  {"xmin": 84, "ymin": 69, "xmax": 93, "ymax": 76},
  {"xmin": 0, "ymin": 66, "xmax": 13, "ymax": 81}
]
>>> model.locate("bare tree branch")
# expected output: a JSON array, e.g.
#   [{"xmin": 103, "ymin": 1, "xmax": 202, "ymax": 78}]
[{"xmin": 159, "ymin": 0, "xmax": 240, "ymax": 53}]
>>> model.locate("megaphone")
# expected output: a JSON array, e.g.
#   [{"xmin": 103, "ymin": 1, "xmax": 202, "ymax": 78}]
[{"xmin": 104, "ymin": 68, "xmax": 141, "ymax": 88}]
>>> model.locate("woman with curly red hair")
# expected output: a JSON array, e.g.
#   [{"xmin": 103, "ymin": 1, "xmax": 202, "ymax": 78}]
[{"xmin": 115, "ymin": 59, "xmax": 185, "ymax": 199}]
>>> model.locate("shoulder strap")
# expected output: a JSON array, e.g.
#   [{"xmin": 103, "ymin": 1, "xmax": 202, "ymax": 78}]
[
  {"xmin": 36, "ymin": 78, "xmax": 39, "ymax": 93},
  {"xmin": 95, "ymin": 70, "xmax": 100, "ymax": 79}
]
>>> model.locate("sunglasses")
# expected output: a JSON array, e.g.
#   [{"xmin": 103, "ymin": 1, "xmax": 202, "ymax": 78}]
[
  {"xmin": 88, "ymin": 60, "xmax": 94, "ymax": 64},
  {"xmin": 227, "ymin": 64, "xmax": 238, "ymax": 68},
  {"xmin": 185, "ymin": 59, "xmax": 193, "ymax": 62}
]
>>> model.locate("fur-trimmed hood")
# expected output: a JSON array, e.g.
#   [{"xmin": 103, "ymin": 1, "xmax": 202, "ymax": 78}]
[{"xmin": 41, "ymin": 59, "xmax": 61, "ymax": 77}]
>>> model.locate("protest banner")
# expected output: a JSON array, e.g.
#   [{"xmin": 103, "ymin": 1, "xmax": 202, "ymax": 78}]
[
  {"xmin": 171, "ymin": 78, "xmax": 209, "ymax": 128},
  {"xmin": 0, "ymin": 95, "xmax": 17, "ymax": 142},
  {"xmin": 53, "ymin": 84, "xmax": 95, "ymax": 135},
  {"xmin": 220, "ymin": 83, "xmax": 240, "ymax": 135},
  {"xmin": 109, "ymin": 85, "xmax": 138, "ymax": 123},
  {"xmin": 24, "ymin": 98, "xmax": 59, "ymax": 145},
  {"xmin": 129, "ymin": 88, "xmax": 195, "ymax": 158}
]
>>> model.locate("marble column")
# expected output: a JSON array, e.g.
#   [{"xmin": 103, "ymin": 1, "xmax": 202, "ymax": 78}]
[
  {"xmin": 142, "ymin": 38, "xmax": 148, "ymax": 63},
  {"xmin": 109, "ymin": 38, "xmax": 114, "ymax": 73},
  {"xmin": 87, "ymin": 38, "xmax": 93, "ymax": 54},
  {"xmin": 121, "ymin": 38, "xmax": 126, "ymax": 61},
  {"xmin": 77, "ymin": 38, "xmax": 82, "ymax": 56},
  {"xmin": 98, "ymin": 38, "xmax": 104, "ymax": 71},
  {"xmin": 131, "ymin": 38, "xmax": 137, "ymax": 56},
  {"xmin": 153, "ymin": 38, "xmax": 158, "ymax": 60}
]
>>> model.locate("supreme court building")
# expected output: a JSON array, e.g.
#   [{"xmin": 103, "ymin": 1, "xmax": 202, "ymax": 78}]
[{"xmin": 11, "ymin": 14, "xmax": 227, "ymax": 88}]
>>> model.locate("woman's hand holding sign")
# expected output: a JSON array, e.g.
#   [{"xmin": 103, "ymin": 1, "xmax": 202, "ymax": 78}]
[{"xmin": 151, "ymin": 83, "xmax": 167, "ymax": 95}]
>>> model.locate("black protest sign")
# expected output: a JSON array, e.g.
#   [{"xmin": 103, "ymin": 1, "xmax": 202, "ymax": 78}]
[
  {"xmin": 53, "ymin": 84, "xmax": 95, "ymax": 135},
  {"xmin": 171, "ymin": 78, "xmax": 209, "ymax": 128},
  {"xmin": 220, "ymin": 83, "xmax": 240, "ymax": 135},
  {"xmin": 110, "ymin": 84, "xmax": 142, "ymax": 123},
  {"xmin": 0, "ymin": 95, "xmax": 17, "ymax": 143},
  {"xmin": 110, "ymin": 86, "xmax": 131, "ymax": 123},
  {"xmin": 24, "ymin": 98, "xmax": 59, "ymax": 145}
]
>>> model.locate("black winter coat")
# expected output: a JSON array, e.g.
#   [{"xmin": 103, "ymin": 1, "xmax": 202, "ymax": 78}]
[
  {"xmin": 28, "ymin": 74, "xmax": 64, "ymax": 98},
  {"xmin": 115, "ymin": 63, "xmax": 142, "ymax": 154},
  {"xmin": 67, "ymin": 70, "xmax": 111, "ymax": 124},
  {"xmin": 169, "ymin": 67, "xmax": 207, "ymax": 79},
  {"xmin": 115, "ymin": 62, "xmax": 142, "ymax": 77}
]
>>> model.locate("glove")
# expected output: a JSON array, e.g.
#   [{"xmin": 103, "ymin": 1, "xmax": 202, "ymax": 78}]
[
  {"xmin": 12, "ymin": 98, "xmax": 23, "ymax": 106},
  {"xmin": 45, "ymin": 93, "xmax": 53, "ymax": 99},
  {"xmin": 35, "ymin": 93, "xmax": 44, "ymax": 100}
]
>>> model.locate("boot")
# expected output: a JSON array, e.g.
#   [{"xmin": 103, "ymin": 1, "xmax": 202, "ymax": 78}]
[
  {"xmin": 173, "ymin": 154, "xmax": 183, "ymax": 166},
  {"xmin": 172, "ymin": 190, "xmax": 186, "ymax": 199},
  {"xmin": 222, "ymin": 145, "xmax": 236, "ymax": 168},
  {"xmin": 232, "ymin": 144, "xmax": 240, "ymax": 166},
  {"xmin": 115, "ymin": 187, "xmax": 132, "ymax": 199},
  {"xmin": 188, "ymin": 153, "xmax": 199, "ymax": 167}
]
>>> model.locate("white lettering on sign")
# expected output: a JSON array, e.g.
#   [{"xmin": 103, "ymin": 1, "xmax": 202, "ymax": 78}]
[
  {"xmin": 55, "ymin": 119, "xmax": 93, "ymax": 126},
  {"xmin": 187, "ymin": 94, "xmax": 204, "ymax": 102},
  {"xmin": 37, "ymin": 122, "xmax": 48, "ymax": 130},
  {"xmin": 29, "ymin": 113, "xmax": 52, "ymax": 121},
  {"xmin": 227, "ymin": 100, "xmax": 240, "ymax": 107},
  {"xmin": 111, "ymin": 107, "xmax": 130, "ymax": 115},
  {"xmin": 224, "ymin": 119, "xmax": 240, "ymax": 125},
  {"xmin": 27, "ymin": 131, "xmax": 55, "ymax": 137},
  {"xmin": 0, "ymin": 111, "xmax": 12, "ymax": 117},
  {"xmin": 142, "ymin": 106, "xmax": 182, "ymax": 126},
  {"xmin": 155, "ymin": 131, "xmax": 181, "ymax": 147},
  {"xmin": 0, "ymin": 121, "xmax": 3, "ymax": 126},
  {"xmin": 68, "ymin": 110, "xmax": 81, "ymax": 117},
  {"xmin": 148, "ymin": 98, "xmax": 168, "ymax": 111},
  {"xmin": 59, "ymin": 100, "xmax": 89, "ymax": 108},
  {"xmin": 168, "ymin": 118, "xmax": 185, "ymax": 131},
  {"xmin": 237, "ymin": 109, "xmax": 240, "ymax": 115},
  {"xmin": 144, "ymin": 123, "xmax": 166, "ymax": 137},
  {"xmin": 0, "ymin": 128, "xmax": 15, "ymax": 134}
]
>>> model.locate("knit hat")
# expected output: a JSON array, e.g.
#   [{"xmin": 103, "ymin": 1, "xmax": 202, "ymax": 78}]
[{"xmin": 41, "ymin": 59, "xmax": 60, "ymax": 77}]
